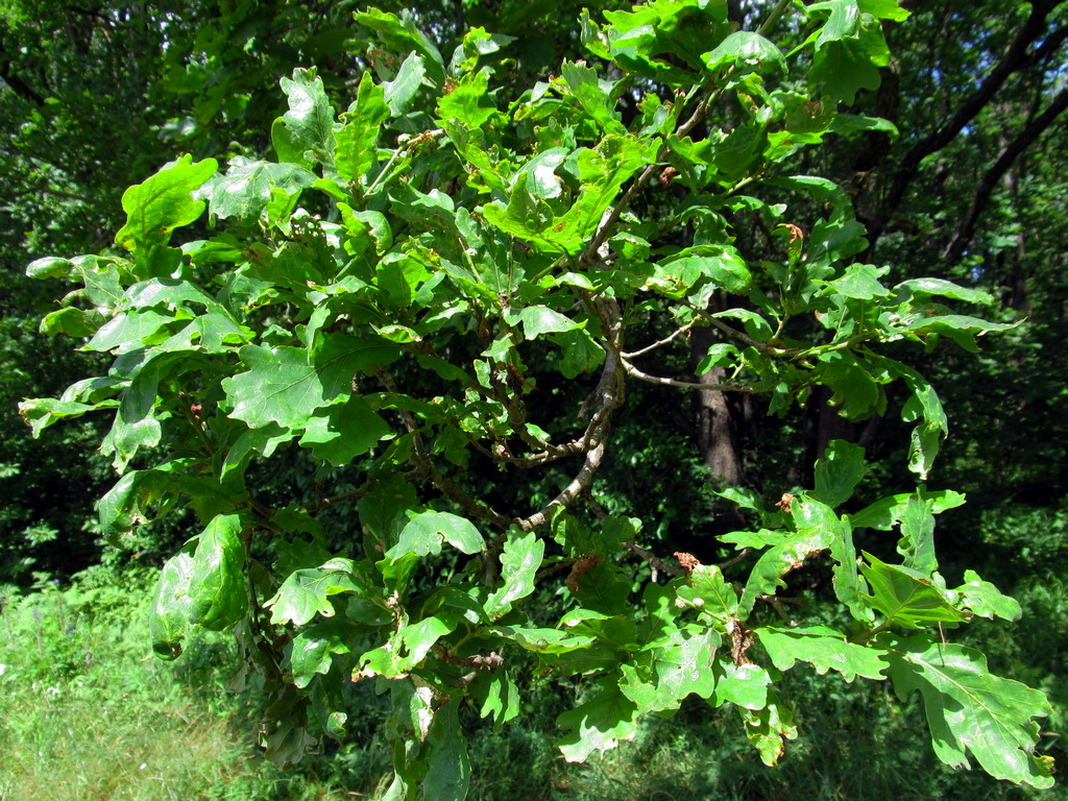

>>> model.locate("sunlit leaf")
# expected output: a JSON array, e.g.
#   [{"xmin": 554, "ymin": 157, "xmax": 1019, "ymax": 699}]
[{"xmin": 886, "ymin": 636, "xmax": 1054, "ymax": 788}]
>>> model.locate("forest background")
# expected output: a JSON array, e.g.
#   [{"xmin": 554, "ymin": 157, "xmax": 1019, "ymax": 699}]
[{"xmin": 1, "ymin": 0, "xmax": 1067, "ymax": 799}]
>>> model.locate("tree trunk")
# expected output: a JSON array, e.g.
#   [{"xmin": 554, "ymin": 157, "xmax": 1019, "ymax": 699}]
[{"xmin": 691, "ymin": 327, "xmax": 743, "ymax": 486}]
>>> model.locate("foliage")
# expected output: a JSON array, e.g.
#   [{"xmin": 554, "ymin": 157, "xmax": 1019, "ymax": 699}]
[{"xmin": 19, "ymin": 1, "xmax": 1058, "ymax": 797}]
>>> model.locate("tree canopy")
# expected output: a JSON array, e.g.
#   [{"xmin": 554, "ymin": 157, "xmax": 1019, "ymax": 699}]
[{"xmin": 4, "ymin": 1, "xmax": 1068, "ymax": 798}]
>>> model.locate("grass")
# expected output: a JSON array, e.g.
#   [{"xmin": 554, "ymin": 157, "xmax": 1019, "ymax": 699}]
[
  {"xmin": 1, "ymin": 566, "xmax": 1064, "ymax": 801},
  {"xmin": 0, "ymin": 568, "xmax": 364, "ymax": 801}
]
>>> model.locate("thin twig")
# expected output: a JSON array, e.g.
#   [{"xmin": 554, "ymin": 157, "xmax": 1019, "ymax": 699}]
[
  {"xmin": 684, "ymin": 302, "xmax": 767, "ymax": 351},
  {"xmin": 621, "ymin": 356, "xmax": 757, "ymax": 392},
  {"xmin": 623, "ymin": 541, "xmax": 684, "ymax": 578},
  {"xmin": 305, "ymin": 487, "xmax": 367, "ymax": 513},
  {"xmin": 622, "ymin": 319, "xmax": 697, "ymax": 359},
  {"xmin": 716, "ymin": 547, "xmax": 753, "ymax": 570}
]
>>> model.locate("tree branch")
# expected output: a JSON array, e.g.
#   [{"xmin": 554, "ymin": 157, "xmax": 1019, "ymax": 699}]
[
  {"xmin": 621, "ymin": 356, "xmax": 757, "ymax": 392},
  {"xmin": 942, "ymin": 86, "xmax": 1068, "ymax": 264},
  {"xmin": 305, "ymin": 487, "xmax": 367, "ymax": 514},
  {"xmin": 0, "ymin": 60, "xmax": 45, "ymax": 106},
  {"xmin": 622, "ymin": 320, "xmax": 697, "ymax": 359},
  {"xmin": 515, "ymin": 331, "xmax": 626, "ymax": 532},
  {"xmin": 623, "ymin": 541, "xmax": 684, "ymax": 578},
  {"xmin": 870, "ymin": 1, "xmax": 1064, "ymax": 248}
]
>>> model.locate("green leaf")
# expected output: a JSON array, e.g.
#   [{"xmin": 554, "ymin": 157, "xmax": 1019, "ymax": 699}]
[
  {"xmin": 850, "ymin": 489, "xmax": 966, "ymax": 530},
  {"xmin": 471, "ymin": 673, "xmax": 521, "ymax": 724},
  {"xmin": 757, "ymin": 625, "xmax": 886, "ymax": 681},
  {"xmin": 899, "ymin": 314, "xmax": 1016, "ymax": 353},
  {"xmin": 554, "ymin": 327, "xmax": 606, "ymax": 378},
  {"xmin": 954, "ymin": 570, "xmax": 1022, "ymax": 622},
  {"xmin": 298, "ymin": 396, "xmax": 392, "ymax": 466},
  {"xmin": 197, "ymin": 157, "xmax": 315, "ymax": 222},
  {"xmin": 660, "ymin": 249, "xmax": 751, "ymax": 295},
  {"xmin": 860, "ymin": 552, "xmax": 967, "ymax": 629},
  {"xmin": 811, "ymin": 39, "xmax": 882, "ymax": 105},
  {"xmin": 811, "ymin": 440, "xmax": 865, "ymax": 507},
  {"xmin": 291, "ymin": 623, "xmax": 353, "ymax": 688},
  {"xmin": 602, "ymin": 0, "xmax": 730, "ymax": 83},
  {"xmin": 149, "ymin": 551, "xmax": 195, "ymax": 659},
  {"xmin": 493, "ymin": 625, "xmax": 596, "ymax": 654},
  {"xmin": 792, "ymin": 497, "xmax": 871, "ymax": 622},
  {"xmin": 711, "ymin": 661, "xmax": 772, "ymax": 710},
  {"xmin": 188, "ymin": 513, "xmax": 249, "ymax": 630},
  {"xmin": 738, "ymin": 690, "xmax": 798, "ymax": 766},
  {"xmin": 266, "ymin": 558, "xmax": 363, "ymax": 626},
  {"xmin": 482, "ymin": 183, "xmax": 557, "ymax": 247},
  {"xmin": 560, "ymin": 61, "xmax": 625, "ymax": 135},
  {"xmin": 277, "ymin": 68, "xmax": 336, "ymax": 168},
  {"xmin": 867, "ymin": 359, "xmax": 949, "ymax": 480},
  {"xmin": 40, "ymin": 306, "xmax": 103, "ymax": 337},
  {"xmin": 354, "ymin": 8, "xmax": 445, "ymax": 88},
  {"xmin": 741, "ymin": 525, "xmax": 832, "ymax": 614},
  {"xmin": 19, "ymin": 397, "xmax": 108, "ymax": 438},
  {"xmin": 894, "ymin": 277, "xmax": 991, "ymax": 305},
  {"xmin": 337, "ymin": 72, "xmax": 390, "ymax": 183},
  {"xmin": 485, "ymin": 530, "xmax": 545, "ymax": 618},
  {"xmin": 26, "ymin": 255, "xmax": 75, "ymax": 279},
  {"xmin": 358, "ymin": 615, "xmax": 454, "ymax": 678},
  {"xmin": 338, "ymin": 205, "xmax": 394, "ymax": 254},
  {"xmin": 437, "ymin": 67, "xmax": 497, "ymax": 128},
  {"xmin": 619, "ymin": 625, "xmax": 719, "ymax": 712},
  {"xmin": 115, "ymin": 155, "xmax": 218, "ymax": 257},
  {"xmin": 224, "ymin": 345, "xmax": 341, "ymax": 431},
  {"xmin": 95, "ymin": 469, "xmax": 169, "ymax": 534},
  {"xmin": 223, "ymin": 337, "xmax": 398, "ymax": 431},
  {"xmin": 858, "ymin": 0, "xmax": 910, "ymax": 22},
  {"xmin": 556, "ymin": 680, "xmax": 640, "ymax": 762},
  {"xmin": 514, "ymin": 305, "xmax": 582, "ymax": 340},
  {"xmin": 812, "ymin": 0, "xmax": 861, "ymax": 46},
  {"xmin": 386, "ymin": 511, "xmax": 485, "ymax": 560},
  {"xmin": 826, "ymin": 263, "xmax": 891, "ymax": 299},
  {"xmin": 383, "ymin": 52, "xmax": 427, "ymax": 115},
  {"xmin": 703, "ymin": 31, "xmax": 785, "ymax": 73},
  {"xmin": 886, "ymin": 636, "xmax": 1054, "ymax": 788},
  {"xmin": 675, "ymin": 564, "xmax": 740, "ymax": 623},
  {"xmin": 84, "ymin": 309, "xmax": 174, "ymax": 353},
  {"xmin": 423, "ymin": 699, "xmax": 471, "ymax": 801},
  {"xmin": 896, "ymin": 495, "xmax": 938, "ymax": 575},
  {"xmin": 99, "ymin": 351, "xmax": 175, "ymax": 470},
  {"xmin": 815, "ymin": 352, "xmax": 885, "ymax": 421}
]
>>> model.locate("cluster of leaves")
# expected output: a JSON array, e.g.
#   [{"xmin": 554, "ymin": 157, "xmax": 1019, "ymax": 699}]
[{"xmin": 21, "ymin": 1, "xmax": 1054, "ymax": 796}]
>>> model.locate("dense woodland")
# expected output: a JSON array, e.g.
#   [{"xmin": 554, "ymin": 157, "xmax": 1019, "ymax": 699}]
[{"xmin": 1, "ymin": 1, "xmax": 1067, "ymax": 799}]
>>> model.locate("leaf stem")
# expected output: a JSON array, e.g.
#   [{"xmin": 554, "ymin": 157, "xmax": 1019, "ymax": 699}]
[{"xmin": 757, "ymin": 0, "xmax": 796, "ymax": 37}]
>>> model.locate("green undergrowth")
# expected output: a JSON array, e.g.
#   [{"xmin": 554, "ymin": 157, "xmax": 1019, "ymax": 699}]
[
  {"xmin": 0, "ymin": 565, "xmax": 1063, "ymax": 801},
  {"xmin": 0, "ymin": 567, "xmax": 367, "ymax": 801}
]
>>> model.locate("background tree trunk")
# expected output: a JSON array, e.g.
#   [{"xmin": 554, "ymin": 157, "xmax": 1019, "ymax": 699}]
[{"xmin": 691, "ymin": 327, "xmax": 743, "ymax": 486}]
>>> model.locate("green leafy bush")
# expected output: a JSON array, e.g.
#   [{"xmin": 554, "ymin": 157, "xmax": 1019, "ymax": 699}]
[{"xmin": 21, "ymin": 1, "xmax": 1054, "ymax": 796}]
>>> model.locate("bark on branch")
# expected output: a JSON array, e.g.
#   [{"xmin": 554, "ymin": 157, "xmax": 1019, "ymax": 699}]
[
  {"xmin": 515, "ymin": 341, "xmax": 625, "ymax": 532},
  {"xmin": 942, "ymin": 86, "xmax": 1068, "ymax": 264},
  {"xmin": 0, "ymin": 60, "xmax": 45, "ymax": 106},
  {"xmin": 870, "ymin": 1, "xmax": 1065, "ymax": 248}
]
